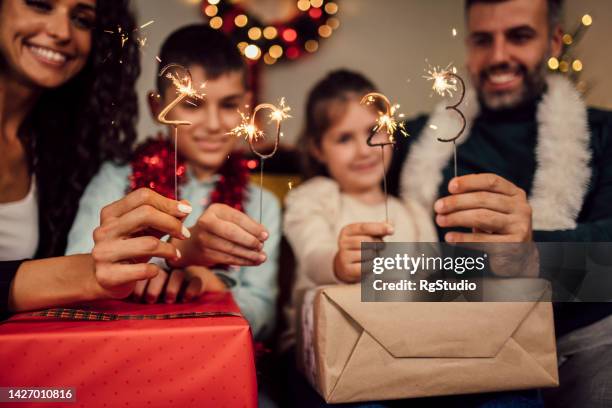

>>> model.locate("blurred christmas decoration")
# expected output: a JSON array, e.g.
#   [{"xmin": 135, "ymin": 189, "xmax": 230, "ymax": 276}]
[
  {"xmin": 201, "ymin": 0, "xmax": 340, "ymax": 65},
  {"xmin": 548, "ymin": 14, "xmax": 592, "ymax": 94}
]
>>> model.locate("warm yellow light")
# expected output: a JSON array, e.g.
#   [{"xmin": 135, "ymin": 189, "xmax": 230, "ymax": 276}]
[
  {"xmin": 209, "ymin": 16, "xmax": 223, "ymax": 29},
  {"xmin": 324, "ymin": 2, "xmax": 338, "ymax": 14},
  {"xmin": 582, "ymin": 14, "xmax": 593, "ymax": 26},
  {"xmin": 559, "ymin": 60, "xmax": 569, "ymax": 73},
  {"xmin": 327, "ymin": 17, "xmax": 340, "ymax": 30},
  {"xmin": 204, "ymin": 5, "xmax": 218, "ymax": 17},
  {"xmin": 208, "ymin": 0, "xmax": 220, "ymax": 4},
  {"xmin": 572, "ymin": 59, "xmax": 583, "ymax": 72},
  {"xmin": 562, "ymin": 34, "xmax": 573, "ymax": 45},
  {"xmin": 318, "ymin": 25, "xmax": 332, "ymax": 38},
  {"xmin": 248, "ymin": 27, "xmax": 262, "ymax": 40},
  {"xmin": 244, "ymin": 44, "xmax": 261, "ymax": 60},
  {"xmin": 297, "ymin": 0, "xmax": 310, "ymax": 11},
  {"xmin": 237, "ymin": 41, "xmax": 248, "ymax": 52},
  {"xmin": 305, "ymin": 39, "xmax": 319, "ymax": 53},
  {"xmin": 547, "ymin": 57, "xmax": 559, "ymax": 70},
  {"xmin": 310, "ymin": 0, "xmax": 323, "ymax": 8},
  {"xmin": 263, "ymin": 26, "xmax": 278, "ymax": 39},
  {"xmin": 263, "ymin": 54, "xmax": 276, "ymax": 65},
  {"xmin": 269, "ymin": 44, "xmax": 283, "ymax": 59},
  {"xmin": 235, "ymin": 14, "xmax": 248, "ymax": 27}
]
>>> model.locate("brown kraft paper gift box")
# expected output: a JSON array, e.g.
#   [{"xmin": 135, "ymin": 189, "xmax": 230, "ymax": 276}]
[{"xmin": 297, "ymin": 284, "xmax": 558, "ymax": 403}]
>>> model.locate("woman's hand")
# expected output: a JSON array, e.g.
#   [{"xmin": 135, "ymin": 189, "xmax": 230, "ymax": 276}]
[
  {"xmin": 170, "ymin": 203, "xmax": 269, "ymax": 269},
  {"xmin": 91, "ymin": 188, "xmax": 192, "ymax": 300},
  {"xmin": 333, "ymin": 222, "xmax": 394, "ymax": 283},
  {"xmin": 132, "ymin": 265, "xmax": 227, "ymax": 304}
]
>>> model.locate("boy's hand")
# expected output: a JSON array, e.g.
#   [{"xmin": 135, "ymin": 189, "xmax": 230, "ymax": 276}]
[
  {"xmin": 92, "ymin": 188, "xmax": 192, "ymax": 299},
  {"xmin": 333, "ymin": 222, "xmax": 394, "ymax": 283},
  {"xmin": 170, "ymin": 203, "xmax": 268, "ymax": 268},
  {"xmin": 132, "ymin": 266, "xmax": 227, "ymax": 304}
]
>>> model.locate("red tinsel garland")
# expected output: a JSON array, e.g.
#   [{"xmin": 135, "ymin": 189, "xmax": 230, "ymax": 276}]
[{"xmin": 128, "ymin": 135, "xmax": 250, "ymax": 213}]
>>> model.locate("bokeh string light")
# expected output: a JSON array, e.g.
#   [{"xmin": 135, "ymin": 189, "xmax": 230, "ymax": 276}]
[
  {"xmin": 548, "ymin": 14, "xmax": 593, "ymax": 94},
  {"xmin": 202, "ymin": 0, "xmax": 340, "ymax": 64}
]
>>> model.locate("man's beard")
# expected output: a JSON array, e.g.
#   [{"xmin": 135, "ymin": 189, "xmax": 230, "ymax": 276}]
[{"xmin": 476, "ymin": 57, "xmax": 548, "ymax": 111}]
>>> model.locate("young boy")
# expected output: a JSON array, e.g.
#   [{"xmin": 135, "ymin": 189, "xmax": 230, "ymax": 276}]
[{"xmin": 66, "ymin": 24, "xmax": 280, "ymax": 341}]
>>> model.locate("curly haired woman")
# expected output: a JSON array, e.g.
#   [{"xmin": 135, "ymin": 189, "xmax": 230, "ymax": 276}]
[{"xmin": 0, "ymin": 0, "xmax": 269, "ymax": 317}]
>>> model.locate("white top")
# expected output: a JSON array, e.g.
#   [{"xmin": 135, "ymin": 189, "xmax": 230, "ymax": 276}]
[
  {"xmin": 0, "ymin": 177, "xmax": 39, "ymax": 260},
  {"xmin": 281, "ymin": 176, "xmax": 438, "ymax": 349}
]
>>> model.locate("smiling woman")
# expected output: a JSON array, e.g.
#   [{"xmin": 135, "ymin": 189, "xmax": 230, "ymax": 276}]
[
  {"xmin": 0, "ymin": 0, "xmax": 141, "ymax": 258},
  {"xmin": 0, "ymin": 0, "xmax": 152, "ymax": 316}
]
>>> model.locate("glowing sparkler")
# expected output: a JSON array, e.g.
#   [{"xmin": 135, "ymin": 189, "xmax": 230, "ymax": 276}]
[
  {"xmin": 157, "ymin": 64, "xmax": 206, "ymax": 200},
  {"xmin": 360, "ymin": 92, "xmax": 407, "ymax": 223},
  {"xmin": 230, "ymin": 98, "xmax": 291, "ymax": 222},
  {"xmin": 424, "ymin": 65, "xmax": 466, "ymax": 178}
]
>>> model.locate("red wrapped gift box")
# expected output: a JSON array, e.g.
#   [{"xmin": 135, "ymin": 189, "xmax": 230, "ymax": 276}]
[{"xmin": 0, "ymin": 293, "xmax": 257, "ymax": 408}]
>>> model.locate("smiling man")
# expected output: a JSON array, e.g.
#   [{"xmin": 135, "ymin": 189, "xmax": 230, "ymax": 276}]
[{"xmin": 388, "ymin": 0, "xmax": 612, "ymax": 406}]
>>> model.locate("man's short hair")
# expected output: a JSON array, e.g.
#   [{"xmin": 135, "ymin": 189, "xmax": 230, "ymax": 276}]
[
  {"xmin": 465, "ymin": 0, "xmax": 564, "ymax": 30},
  {"xmin": 156, "ymin": 24, "xmax": 248, "ymax": 94}
]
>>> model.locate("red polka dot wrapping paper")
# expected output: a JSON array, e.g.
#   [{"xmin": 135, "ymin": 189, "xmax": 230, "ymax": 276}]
[{"xmin": 0, "ymin": 293, "xmax": 257, "ymax": 408}]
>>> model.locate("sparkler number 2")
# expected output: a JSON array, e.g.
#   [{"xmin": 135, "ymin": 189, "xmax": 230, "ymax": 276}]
[{"xmin": 157, "ymin": 64, "xmax": 205, "ymax": 199}]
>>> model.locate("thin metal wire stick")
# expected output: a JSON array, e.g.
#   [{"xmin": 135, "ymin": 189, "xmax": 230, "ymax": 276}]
[
  {"xmin": 174, "ymin": 126, "xmax": 178, "ymax": 200},
  {"xmin": 453, "ymin": 140, "xmax": 458, "ymax": 179},
  {"xmin": 381, "ymin": 146, "xmax": 389, "ymax": 223},
  {"xmin": 259, "ymin": 158, "xmax": 264, "ymax": 224}
]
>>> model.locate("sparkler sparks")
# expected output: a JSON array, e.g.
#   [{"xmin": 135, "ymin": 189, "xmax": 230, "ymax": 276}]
[
  {"xmin": 229, "ymin": 98, "xmax": 291, "ymax": 144},
  {"xmin": 156, "ymin": 64, "xmax": 206, "ymax": 200},
  {"xmin": 104, "ymin": 20, "xmax": 155, "ymax": 52},
  {"xmin": 360, "ymin": 93, "xmax": 408, "ymax": 140},
  {"xmin": 423, "ymin": 63, "xmax": 467, "ymax": 178},
  {"xmin": 229, "ymin": 98, "xmax": 291, "ymax": 223},
  {"xmin": 359, "ymin": 92, "xmax": 407, "ymax": 223},
  {"xmin": 424, "ymin": 65, "xmax": 459, "ymax": 98}
]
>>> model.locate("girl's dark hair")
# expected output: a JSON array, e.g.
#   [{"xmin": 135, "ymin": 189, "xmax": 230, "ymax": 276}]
[
  {"xmin": 8, "ymin": 0, "xmax": 141, "ymax": 257},
  {"xmin": 156, "ymin": 24, "xmax": 248, "ymax": 95},
  {"xmin": 298, "ymin": 69, "xmax": 379, "ymax": 179}
]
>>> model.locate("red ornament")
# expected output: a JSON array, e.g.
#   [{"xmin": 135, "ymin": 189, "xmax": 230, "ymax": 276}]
[{"xmin": 129, "ymin": 135, "xmax": 250, "ymax": 212}]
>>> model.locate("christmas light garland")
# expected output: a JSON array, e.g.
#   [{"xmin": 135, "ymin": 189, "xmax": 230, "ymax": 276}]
[{"xmin": 202, "ymin": 0, "xmax": 340, "ymax": 65}]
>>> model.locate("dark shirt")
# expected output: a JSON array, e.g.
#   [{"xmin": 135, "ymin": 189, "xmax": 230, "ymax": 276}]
[
  {"xmin": 388, "ymin": 103, "xmax": 612, "ymax": 336},
  {"xmin": 0, "ymin": 260, "xmax": 25, "ymax": 319}
]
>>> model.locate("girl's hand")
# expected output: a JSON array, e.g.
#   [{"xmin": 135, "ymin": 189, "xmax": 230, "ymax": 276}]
[
  {"xmin": 170, "ymin": 203, "xmax": 269, "ymax": 268},
  {"xmin": 92, "ymin": 188, "xmax": 191, "ymax": 299},
  {"xmin": 132, "ymin": 265, "xmax": 227, "ymax": 304},
  {"xmin": 333, "ymin": 222, "xmax": 394, "ymax": 283}
]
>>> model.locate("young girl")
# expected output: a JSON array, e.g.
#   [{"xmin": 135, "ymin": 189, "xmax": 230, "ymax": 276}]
[{"xmin": 279, "ymin": 70, "xmax": 437, "ymax": 407}]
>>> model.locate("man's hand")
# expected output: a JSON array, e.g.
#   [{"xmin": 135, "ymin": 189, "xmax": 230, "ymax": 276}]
[
  {"xmin": 333, "ymin": 222, "xmax": 394, "ymax": 283},
  {"xmin": 92, "ymin": 188, "xmax": 191, "ymax": 300},
  {"xmin": 434, "ymin": 174, "xmax": 533, "ymax": 243},
  {"xmin": 171, "ymin": 203, "xmax": 268, "ymax": 268}
]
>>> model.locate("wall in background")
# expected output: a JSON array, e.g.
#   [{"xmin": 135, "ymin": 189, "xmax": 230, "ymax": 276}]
[{"xmin": 133, "ymin": 0, "xmax": 612, "ymax": 144}]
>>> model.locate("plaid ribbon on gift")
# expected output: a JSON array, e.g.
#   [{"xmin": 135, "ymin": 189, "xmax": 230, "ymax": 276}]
[{"xmin": 30, "ymin": 308, "xmax": 241, "ymax": 321}]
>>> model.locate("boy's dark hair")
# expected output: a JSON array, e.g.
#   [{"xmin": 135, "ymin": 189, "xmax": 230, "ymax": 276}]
[
  {"xmin": 156, "ymin": 24, "xmax": 248, "ymax": 94},
  {"xmin": 465, "ymin": 0, "xmax": 563, "ymax": 30},
  {"xmin": 298, "ymin": 69, "xmax": 380, "ymax": 179}
]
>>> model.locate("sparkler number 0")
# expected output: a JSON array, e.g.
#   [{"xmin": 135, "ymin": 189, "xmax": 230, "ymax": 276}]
[{"xmin": 248, "ymin": 103, "xmax": 282, "ymax": 160}]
